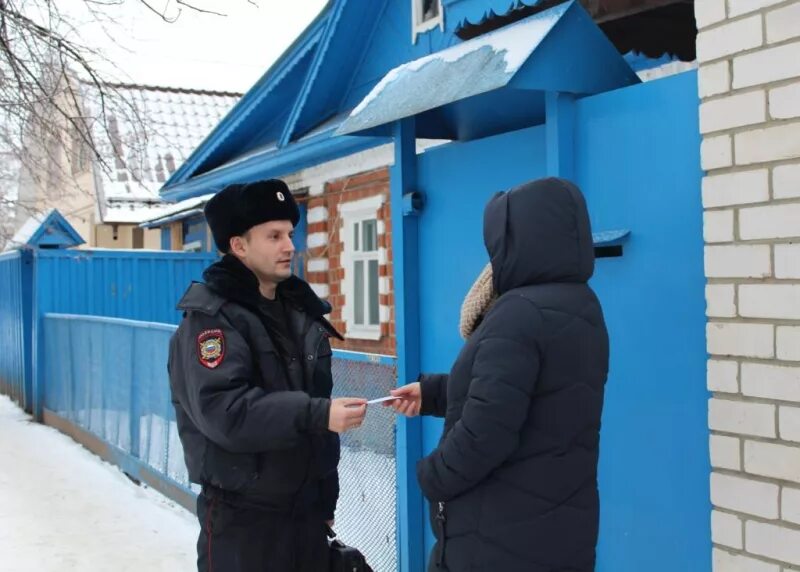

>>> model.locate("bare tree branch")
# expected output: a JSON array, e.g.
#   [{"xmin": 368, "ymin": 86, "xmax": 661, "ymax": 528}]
[
  {"xmin": 0, "ymin": 0, "xmax": 255, "ymax": 248},
  {"xmin": 175, "ymin": 1, "xmax": 225, "ymax": 17}
]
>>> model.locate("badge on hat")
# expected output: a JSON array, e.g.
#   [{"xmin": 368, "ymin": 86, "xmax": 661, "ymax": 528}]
[
  {"xmin": 197, "ymin": 329, "xmax": 225, "ymax": 369},
  {"xmin": 277, "ymin": 191, "xmax": 285, "ymax": 202}
]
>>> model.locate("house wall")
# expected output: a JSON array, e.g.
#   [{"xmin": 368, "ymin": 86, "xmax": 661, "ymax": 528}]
[
  {"xmin": 16, "ymin": 152, "xmax": 96, "ymax": 249},
  {"xmin": 14, "ymin": 76, "xmax": 98, "ymax": 248},
  {"xmin": 144, "ymin": 229, "xmax": 161, "ymax": 250},
  {"xmin": 94, "ymin": 224, "xmax": 160, "ymax": 250},
  {"xmin": 306, "ymin": 167, "xmax": 395, "ymax": 355},
  {"xmin": 285, "ymin": 142, "xmax": 450, "ymax": 356},
  {"xmin": 182, "ymin": 215, "xmax": 209, "ymax": 252},
  {"xmin": 161, "ymin": 228, "xmax": 171, "ymax": 251},
  {"xmin": 696, "ymin": 0, "xmax": 800, "ymax": 569},
  {"xmin": 152, "ymin": 217, "xmax": 216, "ymax": 253}
]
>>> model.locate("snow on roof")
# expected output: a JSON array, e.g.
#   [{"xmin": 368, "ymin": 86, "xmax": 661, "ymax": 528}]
[
  {"xmin": 138, "ymin": 192, "xmax": 214, "ymax": 226},
  {"xmin": 83, "ymin": 84, "xmax": 239, "ymax": 224},
  {"xmin": 3, "ymin": 209, "xmax": 61, "ymax": 251},
  {"xmin": 342, "ymin": 2, "xmax": 569, "ymax": 131},
  {"xmin": 102, "ymin": 202, "xmax": 168, "ymax": 224},
  {"xmin": 4, "ymin": 208, "xmax": 53, "ymax": 251}
]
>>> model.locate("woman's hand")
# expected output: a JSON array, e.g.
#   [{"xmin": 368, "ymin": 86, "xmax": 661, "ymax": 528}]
[{"xmin": 384, "ymin": 382, "xmax": 422, "ymax": 417}]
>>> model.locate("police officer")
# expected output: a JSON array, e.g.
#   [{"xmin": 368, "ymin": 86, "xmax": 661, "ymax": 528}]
[{"xmin": 168, "ymin": 179, "xmax": 367, "ymax": 572}]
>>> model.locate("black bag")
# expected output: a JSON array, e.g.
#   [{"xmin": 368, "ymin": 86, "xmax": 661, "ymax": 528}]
[{"xmin": 326, "ymin": 525, "xmax": 374, "ymax": 572}]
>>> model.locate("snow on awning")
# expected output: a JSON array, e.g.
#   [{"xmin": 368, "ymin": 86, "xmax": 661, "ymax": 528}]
[{"xmin": 337, "ymin": 1, "xmax": 639, "ymax": 141}]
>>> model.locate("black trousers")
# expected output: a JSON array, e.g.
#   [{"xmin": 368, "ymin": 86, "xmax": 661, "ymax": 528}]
[{"xmin": 196, "ymin": 491, "xmax": 330, "ymax": 572}]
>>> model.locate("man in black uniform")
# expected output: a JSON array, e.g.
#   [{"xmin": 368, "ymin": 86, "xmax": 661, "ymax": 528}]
[{"xmin": 168, "ymin": 179, "xmax": 367, "ymax": 572}]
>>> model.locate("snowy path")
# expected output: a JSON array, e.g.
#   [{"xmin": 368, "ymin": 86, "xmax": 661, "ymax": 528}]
[{"xmin": 0, "ymin": 396, "xmax": 198, "ymax": 572}]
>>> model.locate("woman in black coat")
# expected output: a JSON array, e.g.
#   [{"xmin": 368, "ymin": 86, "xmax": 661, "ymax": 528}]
[{"xmin": 389, "ymin": 178, "xmax": 609, "ymax": 571}]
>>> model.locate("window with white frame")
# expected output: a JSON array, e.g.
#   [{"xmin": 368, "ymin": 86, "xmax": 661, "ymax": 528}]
[
  {"xmin": 352, "ymin": 218, "xmax": 380, "ymax": 328},
  {"xmin": 412, "ymin": 0, "xmax": 443, "ymax": 42},
  {"xmin": 339, "ymin": 195, "xmax": 385, "ymax": 340}
]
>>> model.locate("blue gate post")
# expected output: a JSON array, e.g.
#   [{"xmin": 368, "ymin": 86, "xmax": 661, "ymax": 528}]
[
  {"xmin": 545, "ymin": 91, "xmax": 576, "ymax": 179},
  {"xmin": 391, "ymin": 116, "xmax": 425, "ymax": 572},
  {"xmin": 294, "ymin": 202, "xmax": 307, "ymax": 280},
  {"xmin": 31, "ymin": 249, "xmax": 42, "ymax": 420},
  {"xmin": 20, "ymin": 250, "xmax": 34, "ymax": 413}
]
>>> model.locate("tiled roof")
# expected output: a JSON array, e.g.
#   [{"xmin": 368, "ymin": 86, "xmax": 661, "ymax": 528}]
[{"xmin": 83, "ymin": 83, "xmax": 240, "ymax": 224}]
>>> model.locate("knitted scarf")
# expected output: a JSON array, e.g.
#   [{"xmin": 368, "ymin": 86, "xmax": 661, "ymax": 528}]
[{"xmin": 459, "ymin": 263, "xmax": 498, "ymax": 340}]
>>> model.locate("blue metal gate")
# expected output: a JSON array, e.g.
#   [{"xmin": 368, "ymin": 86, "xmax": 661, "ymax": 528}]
[{"xmin": 410, "ymin": 72, "xmax": 707, "ymax": 570}]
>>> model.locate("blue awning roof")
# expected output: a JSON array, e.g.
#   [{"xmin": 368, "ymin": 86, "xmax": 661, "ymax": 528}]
[
  {"xmin": 337, "ymin": 1, "xmax": 639, "ymax": 140},
  {"xmin": 7, "ymin": 209, "xmax": 85, "ymax": 250}
]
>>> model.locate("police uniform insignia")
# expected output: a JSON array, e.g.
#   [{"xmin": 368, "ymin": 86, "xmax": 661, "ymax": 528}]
[{"xmin": 197, "ymin": 329, "xmax": 225, "ymax": 369}]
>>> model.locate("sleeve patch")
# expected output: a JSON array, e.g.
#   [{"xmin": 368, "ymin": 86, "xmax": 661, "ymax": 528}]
[{"xmin": 197, "ymin": 329, "xmax": 225, "ymax": 369}]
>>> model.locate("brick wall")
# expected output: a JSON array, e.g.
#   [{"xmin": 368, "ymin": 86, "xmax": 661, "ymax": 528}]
[
  {"xmin": 304, "ymin": 167, "xmax": 396, "ymax": 355},
  {"xmin": 696, "ymin": 0, "xmax": 800, "ymax": 569}
]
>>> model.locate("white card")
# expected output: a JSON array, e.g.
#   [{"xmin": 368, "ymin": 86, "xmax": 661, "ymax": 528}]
[
  {"xmin": 345, "ymin": 396, "xmax": 401, "ymax": 407},
  {"xmin": 366, "ymin": 396, "xmax": 401, "ymax": 405}
]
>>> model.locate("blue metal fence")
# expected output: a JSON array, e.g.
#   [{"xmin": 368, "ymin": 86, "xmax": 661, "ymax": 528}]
[
  {"xmin": 28, "ymin": 249, "xmax": 218, "ymax": 419},
  {"xmin": 0, "ymin": 248, "xmax": 219, "ymax": 414},
  {"xmin": 0, "ymin": 251, "xmax": 31, "ymax": 409},
  {"xmin": 34, "ymin": 249, "xmax": 218, "ymax": 324},
  {"xmin": 41, "ymin": 313, "xmax": 398, "ymax": 570},
  {"xmin": 42, "ymin": 314, "xmax": 191, "ymax": 495}
]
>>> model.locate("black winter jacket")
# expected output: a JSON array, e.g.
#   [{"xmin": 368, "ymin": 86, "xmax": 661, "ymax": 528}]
[
  {"xmin": 168, "ymin": 255, "xmax": 342, "ymax": 519},
  {"xmin": 417, "ymin": 178, "xmax": 609, "ymax": 571}
]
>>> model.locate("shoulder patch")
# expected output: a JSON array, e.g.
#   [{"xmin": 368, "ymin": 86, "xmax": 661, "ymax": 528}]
[{"xmin": 197, "ymin": 329, "xmax": 225, "ymax": 369}]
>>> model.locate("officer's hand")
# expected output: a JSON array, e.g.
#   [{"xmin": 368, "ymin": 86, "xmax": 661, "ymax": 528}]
[
  {"xmin": 328, "ymin": 398, "xmax": 367, "ymax": 433},
  {"xmin": 385, "ymin": 382, "xmax": 421, "ymax": 417}
]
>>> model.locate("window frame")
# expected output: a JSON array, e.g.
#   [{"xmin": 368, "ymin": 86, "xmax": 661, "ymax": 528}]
[
  {"xmin": 412, "ymin": 0, "xmax": 444, "ymax": 43},
  {"xmin": 339, "ymin": 195, "xmax": 386, "ymax": 340}
]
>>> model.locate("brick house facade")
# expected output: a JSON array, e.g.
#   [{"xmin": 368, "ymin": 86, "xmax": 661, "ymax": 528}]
[{"xmin": 302, "ymin": 166, "xmax": 396, "ymax": 356}]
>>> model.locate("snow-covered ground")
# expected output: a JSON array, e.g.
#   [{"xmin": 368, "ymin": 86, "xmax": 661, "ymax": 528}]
[
  {"xmin": 336, "ymin": 448, "xmax": 397, "ymax": 571},
  {"xmin": 0, "ymin": 393, "xmax": 399, "ymax": 571},
  {"xmin": 0, "ymin": 396, "xmax": 199, "ymax": 572}
]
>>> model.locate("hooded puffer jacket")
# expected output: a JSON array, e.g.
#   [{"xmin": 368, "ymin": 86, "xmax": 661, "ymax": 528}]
[{"xmin": 417, "ymin": 178, "xmax": 610, "ymax": 571}]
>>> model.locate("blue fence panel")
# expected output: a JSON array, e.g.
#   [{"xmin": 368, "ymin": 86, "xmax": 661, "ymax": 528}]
[
  {"xmin": 0, "ymin": 250, "xmax": 31, "ymax": 409},
  {"xmin": 42, "ymin": 314, "xmax": 192, "ymax": 494},
  {"xmin": 34, "ymin": 249, "xmax": 218, "ymax": 325},
  {"xmin": 31, "ymin": 249, "xmax": 218, "ymax": 418}
]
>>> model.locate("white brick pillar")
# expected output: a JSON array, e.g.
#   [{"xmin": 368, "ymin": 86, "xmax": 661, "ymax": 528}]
[{"xmin": 697, "ymin": 0, "xmax": 800, "ymax": 569}]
